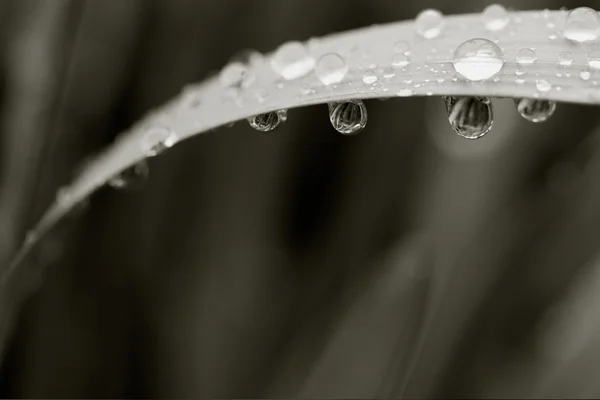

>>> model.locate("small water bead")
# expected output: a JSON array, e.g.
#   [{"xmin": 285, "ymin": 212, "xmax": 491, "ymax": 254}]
[
  {"xmin": 516, "ymin": 48, "xmax": 537, "ymax": 65},
  {"xmin": 564, "ymin": 7, "xmax": 600, "ymax": 43},
  {"xmin": 392, "ymin": 53, "xmax": 410, "ymax": 67},
  {"xmin": 271, "ymin": 41, "xmax": 315, "ymax": 80},
  {"xmin": 328, "ymin": 101, "xmax": 367, "ymax": 135},
  {"xmin": 452, "ymin": 38, "xmax": 504, "ymax": 81},
  {"xmin": 108, "ymin": 160, "xmax": 149, "ymax": 190},
  {"xmin": 558, "ymin": 51, "xmax": 573, "ymax": 66},
  {"xmin": 382, "ymin": 68, "xmax": 396, "ymax": 79},
  {"xmin": 393, "ymin": 40, "xmax": 411, "ymax": 54},
  {"xmin": 403, "ymin": 75, "xmax": 413, "ymax": 84},
  {"xmin": 482, "ymin": 4, "xmax": 509, "ymax": 31},
  {"xmin": 515, "ymin": 98, "xmax": 556, "ymax": 123},
  {"xmin": 415, "ymin": 9, "xmax": 445, "ymax": 39},
  {"xmin": 515, "ymin": 65, "xmax": 525, "ymax": 76},
  {"xmin": 141, "ymin": 126, "xmax": 177, "ymax": 157},
  {"xmin": 315, "ymin": 53, "xmax": 348, "ymax": 85},
  {"xmin": 536, "ymin": 79, "xmax": 552, "ymax": 92},
  {"xmin": 396, "ymin": 88, "xmax": 413, "ymax": 97},
  {"xmin": 219, "ymin": 62, "xmax": 247, "ymax": 88},
  {"xmin": 247, "ymin": 110, "xmax": 288, "ymax": 132},
  {"xmin": 587, "ymin": 50, "xmax": 600, "ymax": 69},
  {"xmin": 362, "ymin": 70, "xmax": 378, "ymax": 84},
  {"xmin": 443, "ymin": 96, "xmax": 493, "ymax": 139},
  {"xmin": 581, "ymin": 70, "xmax": 592, "ymax": 80}
]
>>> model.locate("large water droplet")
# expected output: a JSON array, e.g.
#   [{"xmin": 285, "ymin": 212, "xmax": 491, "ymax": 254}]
[
  {"xmin": 515, "ymin": 98, "xmax": 556, "ymax": 123},
  {"xmin": 482, "ymin": 4, "xmax": 509, "ymax": 31},
  {"xmin": 247, "ymin": 110, "xmax": 288, "ymax": 132},
  {"xmin": 516, "ymin": 48, "xmax": 537, "ymax": 64},
  {"xmin": 315, "ymin": 53, "xmax": 348, "ymax": 85},
  {"xmin": 141, "ymin": 127, "xmax": 177, "ymax": 157},
  {"xmin": 564, "ymin": 7, "xmax": 600, "ymax": 43},
  {"xmin": 108, "ymin": 160, "xmax": 150, "ymax": 190},
  {"xmin": 328, "ymin": 101, "xmax": 367, "ymax": 135},
  {"xmin": 271, "ymin": 41, "xmax": 315, "ymax": 80},
  {"xmin": 415, "ymin": 9, "xmax": 445, "ymax": 39},
  {"xmin": 443, "ymin": 96, "xmax": 493, "ymax": 139},
  {"xmin": 452, "ymin": 38, "xmax": 504, "ymax": 81}
]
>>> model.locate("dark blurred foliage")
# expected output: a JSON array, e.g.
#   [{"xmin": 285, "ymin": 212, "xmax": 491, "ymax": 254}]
[{"xmin": 0, "ymin": 0, "xmax": 600, "ymax": 398}]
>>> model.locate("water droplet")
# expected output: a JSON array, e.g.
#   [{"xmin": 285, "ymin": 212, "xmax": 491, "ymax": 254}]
[
  {"xmin": 452, "ymin": 38, "xmax": 504, "ymax": 81},
  {"xmin": 564, "ymin": 7, "xmax": 600, "ymax": 43},
  {"xmin": 396, "ymin": 88, "xmax": 413, "ymax": 97},
  {"xmin": 516, "ymin": 48, "xmax": 537, "ymax": 65},
  {"xmin": 581, "ymin": 70, "xmax": 592, "ymax": 80},
  {"xmin": 219, "ymin": 62, "xmax": 247, "ymax": 88},
  {"xmin": 482, "ymin": 4, "xmax": 509, "ymax": 31},
  {"xmin": 515, "ymin": 65, "xmax": 526, "ymax": 76},
  {"xmin": 392, "ymin": 53, "xmax": 411, "ymax": 68},
  {"xmin": 382, "ymin": 68, "xmax": 395, "ymax": 79},
  {"xmin": 588, "ymin": 50, "xmax": 600, "ymax": 69},
  {"xmin": 255, "ymin": 89, "xmax": 269, "ymax": 103},
  {"xmin": 515, "ymin": 78, "xmax": 526, "ymax": 84},
  {"xmin": 362, "ymin": 70, "xmax": 378, "ymax": 84},
  {"xmin": 536, "ymin": 79, "xmax": 552, "ymax": 92},
  {"xmin": 247, "ymin": 110, "xmax": 288, "ymax": 132},
  {"xmin": 328, "ymin": 101, "xmax": 367, "ymax": 135},
  {"xmin": 315, "ymin": 53, "xmax": 348, "ymax": 85},
  {"xmin": 515, "ymin": 98, "xmax": 556, "ymax": 122},
  {"xmin": 415, "ymin": 9, "xmax": 445, "ymax": 39},
  {"xmin": 403, "ymin": 75, "xmax": 413, "ymax": 84},
  {"xmin": 558, "ymin": 51, "xmax": 573, "ymax": 66},
  {"xmin": 393, "ymin": 40, "xmax": 411, "ymax": 54},
  {"xmin": 443, "ymin": 96, "xmax": 493, "ymax": 139},
  {"xmin": 108, "ymin": 160, "xmax": 150, "ymax": 190},
  {"xmin": 141, "ymin": 127, "xmax": 177, "ymax": 157},
  {"xmin": 271, "ymin": 41, "xmax": 315, "ymax": 81}
]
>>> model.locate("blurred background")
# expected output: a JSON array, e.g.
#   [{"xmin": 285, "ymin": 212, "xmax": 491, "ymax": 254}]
[{"xmin": 0, "ymin": 0, "xmax": 599, "ymax": 398}]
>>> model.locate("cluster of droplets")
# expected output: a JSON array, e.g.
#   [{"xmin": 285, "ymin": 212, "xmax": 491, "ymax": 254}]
[{"xmin": 210, "ymin": 4, "xmax": 600, "ymax": 143}]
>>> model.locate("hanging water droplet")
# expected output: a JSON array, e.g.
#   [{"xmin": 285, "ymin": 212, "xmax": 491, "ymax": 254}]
[
  {"xmin": 393, "ymin": 40, "xmax": 411, "ymax": 54},
  {"xmin": 415, "ymin": 9, "xmax": 445, "ymax": 39},
  {"xmin": 558, "ymin": 51, "xmax": 573, "ymax": 66},
  {"xmin": 247, "ymin": 110, "xmax": 288, "ymax": 132},
  {"xmin": 315, "ymin": 53, "xmax": 348, "ymax": 85},
  {"xmin": 587, "ymin": 50, "xmax": 600, "ymax": 69},
  {"xmin": 271, "ymin": 41, "xmax": 315, "ymax": 81},
  {"xmin": 108, "ymin": 160, "xmax": 150, "ymax": 190},
  {"xmin": 536, "ymin": 79, "xmax": 552, "ymax": 92},
  {"xmin": 141, "ymin": 126, "xmax": 177, "ymax": 157},
  {"xmin": 328, "ymin": 101, "xmax": 367, "ymax": 135},
  {"xmin": 482, "ymin": 4, "xmax": 509, "ymax": 31},
  {"xmin": 564, "ymin": 7, "xmax": 600, "ymax": 43},
  {"xmin": 515, "ymin": 98, "xmax": 556, "ymax": 123},
  {"xmin": 219, "ymin": 62, "xmax": 247, "ymax": 88},
  {"xmin": 443, "ymin": 96, "xmax": 493, "ymax": 139},
  {"xmin": 362, "ymin": 70, "xmax": 378, "ymax": 84},
  {"xmin": 392, "ymin": 53, "xmax": 411, "ymax": 68},
  {"xmin": 452, "ymin": 38, "xmax": 504, "ymax": 81},
  {"xmin": 516, "ymin": 48, "xmax": 537, "ymax": 64}
]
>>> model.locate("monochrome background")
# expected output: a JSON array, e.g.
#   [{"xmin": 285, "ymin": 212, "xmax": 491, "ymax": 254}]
[{"xmin": 0, "ymin": 0, "xmax": 598, "ymax": 397}]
